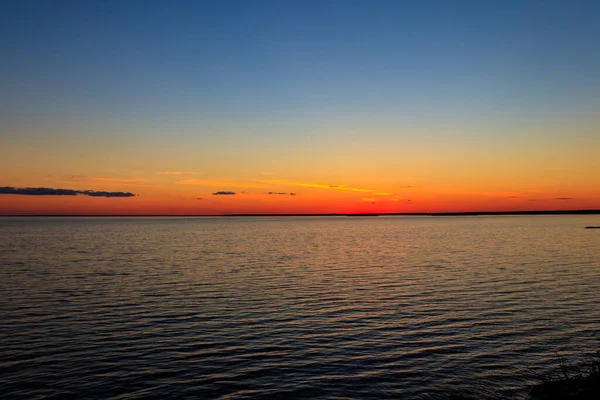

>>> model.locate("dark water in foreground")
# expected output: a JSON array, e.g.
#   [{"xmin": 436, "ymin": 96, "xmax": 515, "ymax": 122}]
[{"xmin": 1, "ymin": 216, "xmax": 599, "ymax": 399}]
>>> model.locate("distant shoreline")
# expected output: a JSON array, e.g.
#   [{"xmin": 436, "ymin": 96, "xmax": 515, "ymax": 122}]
[{"xmin": 2, "ymin": 210, "xmax": 600, "ymax": 217}]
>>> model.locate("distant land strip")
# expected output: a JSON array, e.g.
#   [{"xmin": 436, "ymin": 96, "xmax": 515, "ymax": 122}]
[{"xmin": 2, "ymin": 210, "xmax": 600, "ymax": 217}]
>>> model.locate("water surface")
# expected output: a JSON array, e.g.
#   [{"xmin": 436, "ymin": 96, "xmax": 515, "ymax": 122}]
[{"xmin": 1, "ymin": 216, "xmax": 599, "ymax": 399}]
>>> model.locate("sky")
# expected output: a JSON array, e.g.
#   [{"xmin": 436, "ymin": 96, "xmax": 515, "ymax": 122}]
[{"xmin": 1, "ymin": 0, "xmax": 599, "ymax": 215}]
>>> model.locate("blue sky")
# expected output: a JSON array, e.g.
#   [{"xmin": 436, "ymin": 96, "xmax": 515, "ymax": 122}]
[{"xmin": 3, "ymin": 0, "xmax": 599, "ymax": 132}]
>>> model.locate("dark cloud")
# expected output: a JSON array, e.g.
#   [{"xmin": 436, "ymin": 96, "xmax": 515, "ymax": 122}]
[
  {"xmin": 1, "ymin": 187, "xmax": 78, "ymax": 196},
  {"xmin": 212, "ymin": 191, "xmax": 236, "ymax": 195},
  {"xmin": 267, "ymin": 192, "xmax": 297, "ymax": 196},
  {"xmin": 80, "ymin": 190, "xmax": 135, "ymax": 198},
  {"xmin": 196, "ymin": 197, "xmax": 203, "ymax": 200},
  {"xmin": 0, "ymin": 186, "xmax": 135, "ymax": 197},
  {"xmin": 529, "ymin": 197, "xmax": 573, "ymax": 201}
]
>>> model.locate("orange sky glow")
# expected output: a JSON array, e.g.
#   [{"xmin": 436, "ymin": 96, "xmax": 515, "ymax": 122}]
[{"xmin": 2, "ymin": 2, "xmax": 599, "ymax": 215}]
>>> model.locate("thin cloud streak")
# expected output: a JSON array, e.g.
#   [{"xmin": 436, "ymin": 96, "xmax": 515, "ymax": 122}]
[
  {"xmin": 362, "ymin": 196, "xmax": 411, "ymax": 203},
  {"xmin": 64, "ymin": 176, "xmax": 155, "ymax": 187},
  {"xmin": 177, "ymin": 179, "xmax": 266, "ymax": 189},
  {"xmin": 159, "ymin": 171, "xmax": 204, "ymax": 176},
  {"xmin": 258, "ymin": 179, "xmax": 391, "ymax": 195},
  {"xmin": 90, "ymin": 177, "xmax": 149, "ymax": 183}
]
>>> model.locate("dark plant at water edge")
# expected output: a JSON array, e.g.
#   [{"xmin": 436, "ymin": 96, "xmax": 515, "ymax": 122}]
[{"xmin": 528, "ymin": 350, "xmax": 600, "ymax": 400}]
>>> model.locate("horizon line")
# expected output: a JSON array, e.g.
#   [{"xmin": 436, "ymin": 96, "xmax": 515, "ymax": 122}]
[{"xmin": 1, "ymin": 209, "xmax": 600, "ymax": 217}]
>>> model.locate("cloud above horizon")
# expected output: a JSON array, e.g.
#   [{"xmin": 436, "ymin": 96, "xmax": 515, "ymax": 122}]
[
  {"xmin": 361, "ymin": 196, "xmax": 412, "ymax": 204},
  {"xmin": 529, "ymin": 197, "xmax": 574, "ymax": 202},
  {"xmin": 178, "ymin": 178, "xmax": 392, "ymax": 196},
  {"xmin": 176, "ymin": 179, "xmax": 266, "ymax": 189},
  {"xmin": 89, "ymin": 177, "xmax": 148, "ymax": 183},
  {"xmin": 212, "ymin": 191, "xmax": 236, "ymax": 195},
  {"xmin": 258, "ymin": 179, "xmax": 391, "ymax": 195},
  {"xmin": 63, "ymin": 176, "xmax": 157, "ymax": 188},
  {"xmin": 267, "ymin": 192, "xmax": 297, "ymax": 196},
  {"xmin": 0, "ymin": 186, "xmax": 136, "ymax": 197},
  {"xmin": 159, "ymin": 171, "xmax": 204, "ymax": 176}
]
